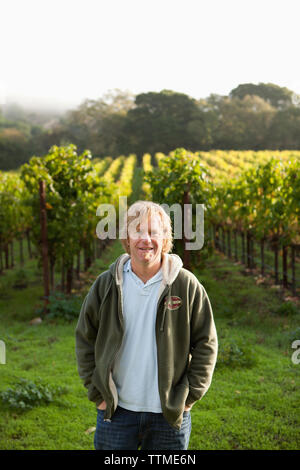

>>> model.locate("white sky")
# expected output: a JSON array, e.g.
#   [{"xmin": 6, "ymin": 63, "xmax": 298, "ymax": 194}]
[{"xmin": 1, "ymin": 0, "xmax": 300, "ymax": 111}]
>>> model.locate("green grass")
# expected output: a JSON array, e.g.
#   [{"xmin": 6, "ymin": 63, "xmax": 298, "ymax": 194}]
[
  {"xmin": 190, "ymin": 253, "xmax": 300, "ymax": 450},
  {"xmin": 0, "ymin": 241, "xmax": 299, "ymax": 450}
]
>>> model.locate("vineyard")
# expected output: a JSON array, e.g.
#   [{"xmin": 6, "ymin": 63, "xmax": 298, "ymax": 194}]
[
  {"xmin": 147, "ymin": 149, "xmax": 300, "ymax": 295},
  {"xmin": 0, "ymin": 146, "xmax": 299, "ymax": 450},
  {"xmin": 1, "ymin": 146, "xmax": 298, "ymax": 299}
]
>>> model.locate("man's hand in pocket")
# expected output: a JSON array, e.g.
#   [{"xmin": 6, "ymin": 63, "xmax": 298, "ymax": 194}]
[{"xmin": 97, "ymin": 400, "xmax": 107, "ymax": 410}]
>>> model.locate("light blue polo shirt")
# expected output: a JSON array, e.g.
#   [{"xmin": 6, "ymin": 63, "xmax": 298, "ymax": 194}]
[{"xmin": 112, "ymin": 258, "xmax": 163, "ymax": 413}]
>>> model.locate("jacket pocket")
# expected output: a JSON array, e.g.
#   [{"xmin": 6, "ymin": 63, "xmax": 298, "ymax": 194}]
[
  {"xmin": 175, "ymin": 383, "xmax": 190, "ymax": 414},
  {"xmin": 89, "ymin": 369, "xmax": 106, "ymax": 402},
  {"xmin": 163, "ymin": 382, "xmax": 190, "ymax": 430},
  {"xmin": 90, "ymin": 367, "xmax": 116, "ymax": 416},
  {"xmin": 87, "ymin": 382, "xmax": 103, "ymax": 403},
  {"xmin": 163, "ymin": 383, "xmax": 190, "ymax": 431}
]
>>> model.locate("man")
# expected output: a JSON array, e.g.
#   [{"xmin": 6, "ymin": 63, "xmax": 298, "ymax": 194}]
[{"xmin": 75, "ymin": 200, "xmax": 218, "ymax": 450}]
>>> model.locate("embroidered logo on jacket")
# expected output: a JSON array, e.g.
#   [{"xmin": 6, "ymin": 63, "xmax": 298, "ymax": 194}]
[{"xmin": 164, "ymin": 296, "xmax": 182, "ymax": 310}]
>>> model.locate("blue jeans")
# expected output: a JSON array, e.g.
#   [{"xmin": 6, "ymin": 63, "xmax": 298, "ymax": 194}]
[{"xmin": 94, "ymin": 406, "xmax": 192, "ymax": 450}]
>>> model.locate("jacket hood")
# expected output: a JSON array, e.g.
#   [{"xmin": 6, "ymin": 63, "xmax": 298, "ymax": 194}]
[{"xmin": 109, "ymin": 252, "xmax": 183, "ymax": 288}]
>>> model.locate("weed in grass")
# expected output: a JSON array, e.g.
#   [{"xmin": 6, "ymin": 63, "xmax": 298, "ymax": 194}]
[
  {"xmin": 47, "ymin": 336, "xmax": 58, "ymax": 345},
  {"xmin": 13, "ymin": 269, "xmax": 29, "ymax": 289},
  {"xmin": 22, "ymin": 362, "xmax": 35, "ymax": 371},
  {"xmin": 35, "ymin": 292, "xmax": 82, "ymax": 322},
  {"xmin": 216, "ymin": 338, "xmax": 258, "ymax": 369},
  {"xmin": 0, "ymin": 378, "xmax": 69, "ymax": 411},
  {"xmin": 275, "ymin": 301, "xmax": 300, "ymax": 317}
]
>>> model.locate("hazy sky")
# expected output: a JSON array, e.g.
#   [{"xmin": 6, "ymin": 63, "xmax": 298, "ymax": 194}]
[{"xmin": 1, "ymin": 0, "xmax": 299, "ymax": 111}]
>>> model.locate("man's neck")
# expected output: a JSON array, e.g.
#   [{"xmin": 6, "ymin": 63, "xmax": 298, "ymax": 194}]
[{"xmin": 130, "ymin": 258, "xmax": 162, "ymax": 284}]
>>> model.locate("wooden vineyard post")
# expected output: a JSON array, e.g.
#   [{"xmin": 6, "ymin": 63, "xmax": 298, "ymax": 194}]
[
  {"xmin": 10, "ymin": 241, "xmax": 14, "ymax": 268},
  {"xmin": 39, "ymin": 180, "xmax": 50, "ymax": 314},
  {"xmin": 217, "ymin": 225, "xmax": 220, "ymax": 251},
  {"xmin": 282, "ymin": 245, "xmax": 288, "ymax": 289},
  {"xmin": 234, "ymin": 230, "xmax": 238, "ymax": 262},
  {"xmin": 212, "ymin": 224, "xmax": 216, "ymax": 249},
  {"xmin": 66, "ymin": 259, "xmax": 73, "ymax": 295},
  {"xmin": 274, "ymin": 243, "xmax": 279, "ymax": 285},
  {"xmin": 216, "ymin": 225, "xmax": 221, "ymax": 251},
  {"xmin": 61, "ymin": 253, "xmax": 65, "ymax": 293},
  {"xmin": 182, "ymin": 188, "xmax": 191, "ymax": 271},
  {"xmin": 84, "ymin": 245, "xmax": 88, "ymax": 271},
  {"xmin": 50, "ymin": 257, "xmax": 55, "ymax": 292},
  {"xmin": 241, "ymin": 231, "xmax": 245, "ymax": 265},
  {"xmin": 227, "ymin": 229, "xmax": 231, "ymax": 259},
  {"xmin": 260, "ymin": 239, "xmax": 265, "ymax": 276},
  {"xmin": 84, "ymin": 241, "xmax": 92, "ymax": 271},
  {"xmin": 291, "ymin": 245, "xmax": 296, "ymax": 296},
  {"xmin": 215, "ymin": 225, "xmax": 218, "ymax": 250},
  {"xmin": 4, "ymin": 244, "xmax": 9, "ymax": 270},
  {"xmin": 208, "ymin": 224, "xmax": 213, "ymax": 250},
  {"xmin": 222, "ymin": 227, "xmax": 226, "ymax": 254},
  {"xmin": 251, "ymin": 237, "xmax": 255, "ymax": 269},
  {"xmin": 19, "ymin": 237, "xmax": 24, "ymax": 266},
  {"xmin": 246, "ymin": 231, "xmax": 251, "ymax": 269},
  {"xmin": 76, "ymin": 250, "xmax": 81, "ymax": 280},
  {"xmin": 26, "ymin": 229, "xmax": 33, "ymax": 259}
]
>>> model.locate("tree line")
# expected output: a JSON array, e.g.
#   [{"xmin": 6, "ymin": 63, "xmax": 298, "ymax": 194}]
[{"xmin": 1, "ymin": 82, "xmax": 300, "ymax": 170}]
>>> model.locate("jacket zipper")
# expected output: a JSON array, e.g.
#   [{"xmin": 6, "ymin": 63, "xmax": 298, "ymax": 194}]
[
  {"xmin": 155, "ymin": 286, "xmax": 170, "ymax": 420},
  {"xmin": 104, "ymin": 283, "xmax": 125, "ymax": 421}
]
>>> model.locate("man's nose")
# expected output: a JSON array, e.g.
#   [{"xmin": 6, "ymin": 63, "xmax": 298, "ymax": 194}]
[{"xmin": 140, "ymin": 231, "xmax": 152, "ymax": 242}]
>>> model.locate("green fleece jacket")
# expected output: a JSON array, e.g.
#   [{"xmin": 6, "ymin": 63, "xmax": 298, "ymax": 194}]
[{"xmin": 75, "ymin": 252, "xmax": 218, "ymax": 431}]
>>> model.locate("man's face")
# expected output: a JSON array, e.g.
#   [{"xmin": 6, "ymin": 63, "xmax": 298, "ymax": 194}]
[{"xmin": 127, "ymin": 214, "xmax": 164, "ymax": 266}]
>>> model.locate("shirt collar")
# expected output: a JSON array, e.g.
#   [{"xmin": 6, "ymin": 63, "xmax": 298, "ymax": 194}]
[
  {"xmin": 124, "ymin": 258, "xmax": 131, "ymax": 272},
  {"xmin": 123, "ymin": 258, "xmax": 163, "ymax": 284}
]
